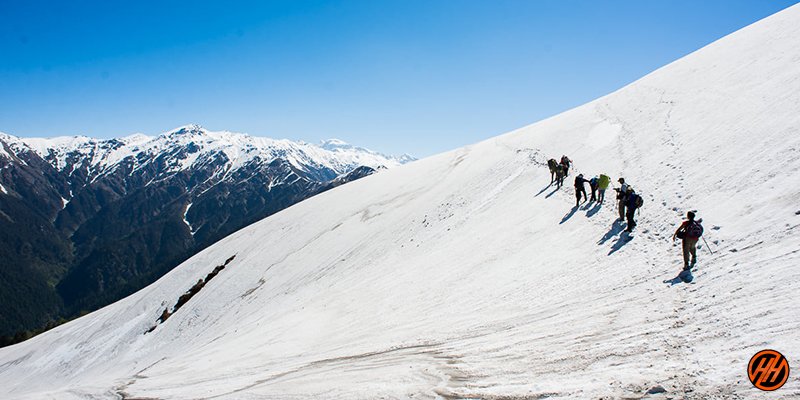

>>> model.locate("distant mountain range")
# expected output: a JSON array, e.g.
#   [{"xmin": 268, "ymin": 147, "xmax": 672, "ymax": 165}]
[{"xmin": 0, "ymin": 124, "xmax": 413, "ymax": 344}]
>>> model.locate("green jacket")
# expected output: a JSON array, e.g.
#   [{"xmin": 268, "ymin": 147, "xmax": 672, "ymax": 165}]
[{"xmin": 598, "ymin": 174, "xmax": 611, "ymax": 190}]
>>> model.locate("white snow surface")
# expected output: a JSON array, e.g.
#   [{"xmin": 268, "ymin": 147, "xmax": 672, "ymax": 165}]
[{"xmin": 2, "ymin": 5, "xmax": 800, "ymax": 399}]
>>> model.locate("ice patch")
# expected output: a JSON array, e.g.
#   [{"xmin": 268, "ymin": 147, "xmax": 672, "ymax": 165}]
[{"xmin": 183, "ymin": 202, "xmax": 194, "ymax": 235}]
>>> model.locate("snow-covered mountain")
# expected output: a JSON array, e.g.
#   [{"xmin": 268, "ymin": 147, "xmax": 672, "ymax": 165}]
[
  {"xmin": 2, "ymin": 4, "xmax": 800, "ymax": 399},
  {"xmin": 1, "ymin": 125, "xmax": 410, "ymax": 182},
  {"xmin": 0, "ymin": 126, "xmax": 413, "ymax": 344}
]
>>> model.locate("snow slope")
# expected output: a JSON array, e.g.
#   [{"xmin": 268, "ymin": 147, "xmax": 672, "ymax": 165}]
[{"xmin": 2, "ymin": 5, "xmax": 800, "ymax": 400}]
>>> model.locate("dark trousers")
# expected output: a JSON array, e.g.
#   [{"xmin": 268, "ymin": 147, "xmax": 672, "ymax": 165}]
[
  {"xmin": 575, "ymin": 188, "xmax": 587, "ymax": 205},
  {"xmin": 598, "ymin": 189, "xmax": 606, "ymax": 203},
  {"xmin": 626, "ymin": 207, "xmax": 636, "ymax": 231},
  {"xmin": 590, "ymin": 187, "xmax": 597, "ymax": 202}
]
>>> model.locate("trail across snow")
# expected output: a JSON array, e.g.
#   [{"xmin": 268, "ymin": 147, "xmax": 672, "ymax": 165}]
[{"xmin": 2, "ymin": 4, "xmax": 800, "ymax": 400}]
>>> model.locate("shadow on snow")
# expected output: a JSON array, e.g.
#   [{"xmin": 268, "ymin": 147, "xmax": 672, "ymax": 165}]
[
  {"xmin": 664, "ymin": 270, "xmax": 694, "ymax": 285},
  {"xmin": 560, "ymin": 205, "xmax": 579, "ymax": 224},
  {"xmin": 535, "ymin": 183, "xmax": 553, "ymax": 197}
]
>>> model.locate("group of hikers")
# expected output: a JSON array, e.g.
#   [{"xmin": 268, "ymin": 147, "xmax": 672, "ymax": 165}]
[
  {"xmin": 547, "ymin": 155, "xmax": 572, "ymax": 188},
  {"xmin": 546, "ymin": 155, "xmax": 705, "ymax": 274}
]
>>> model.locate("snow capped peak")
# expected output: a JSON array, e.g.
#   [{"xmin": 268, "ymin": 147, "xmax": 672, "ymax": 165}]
[
  {"xmin": 320, "ymin": 138, "xmax": 353, "ymax": 150},
  {"xmin": 0, "ymin": 126, "xmax": 413, "ymax": 178},
  {"xmin": 173, "ymin": 123, "xmax": 204, "ymax": 133},
  {"xmin": 319, "ymin": 138, "xmax": 416, "ymax": 166},
  {"xmin": 161, "ymin": 124, "xmax": 207, "ymax": 139},
  {"xmin": 0, "ymin": 132, "xmax": 18, "ymax": 159},
  {"xmin": 396, "ymin": 153, "xmax": 416, "ymax": 164},
  {"xmin": 120, "ymin": 133, "xmax": 153, "ymax": 145}
]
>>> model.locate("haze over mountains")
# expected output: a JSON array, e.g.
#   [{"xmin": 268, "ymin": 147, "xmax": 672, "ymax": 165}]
[
  {"xmin": 0, "ymin": 125, "xmax": 412, "ymax": 343},
  {"xmin": 2, "ymin": 4, "xmax": 800, "ymax": 400}
]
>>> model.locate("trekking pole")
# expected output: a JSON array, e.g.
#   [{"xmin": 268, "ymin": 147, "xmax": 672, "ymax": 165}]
[{"xmin": 702, "ymin": 236, "xmax": 715, "ymax": 255}]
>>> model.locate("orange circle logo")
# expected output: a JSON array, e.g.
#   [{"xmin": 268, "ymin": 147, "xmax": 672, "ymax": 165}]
[{"xmin": 748, "ymin": 349, "xmax": 790, "ymax": 391}]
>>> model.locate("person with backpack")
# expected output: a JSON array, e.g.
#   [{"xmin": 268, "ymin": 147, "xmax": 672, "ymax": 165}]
[
  {"xmin": 589, "ymin": 176, "xmax": 599, "ymax": 202},
  {"xmin": 673, "ymin": 211, "xmax": 703, "ymax": 270},
  {"xmin": 624, "ymin": 187, "xmax": 642, "ymax": 232},
  {"xmin": 614, "ymin": 178, "xmax": 629, "ymax": 220},
  {"xmin": 597, "ymin": 174, "xmax": 610, "ymax": 204},
  {"xmin": 547, "ymin": 159, "xmax": 559, "ymax": 183},
  {"xmin": 560, "ymin": 155, "xmax": 572, "ymax": 177},
  {"xmin": 574, "ymin": 174, "xmax": 590, "ymax": 206},
  {"xmin": 555, "ymin": 163, "xmax": 565, "ymax": 189}
]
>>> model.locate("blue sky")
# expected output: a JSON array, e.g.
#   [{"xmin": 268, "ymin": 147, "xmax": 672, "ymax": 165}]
[{"xmin": 1, "ymin": 0, "xmax": 796, "ymax": 157}]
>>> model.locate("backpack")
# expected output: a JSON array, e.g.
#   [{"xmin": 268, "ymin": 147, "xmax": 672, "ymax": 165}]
[
  {"xmin": 686, "ymin": 220, "xmax": 703, "ymax": 238},
  {"xmin": 634, "ymin": 194, "xmax": 643, "ymax": 209},
  {"xmin": 598, "ymin": 174, "xmax": 610, "ymax": 189}
]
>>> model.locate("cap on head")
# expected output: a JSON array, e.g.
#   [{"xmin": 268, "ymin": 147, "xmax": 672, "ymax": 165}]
[
  {"xmin": 618, "ymin": 178, "xmax": 625, "ymax": 183},
  {"xmin": 687, "ymin": 211, "xmax": 696, "ymax": 220}
]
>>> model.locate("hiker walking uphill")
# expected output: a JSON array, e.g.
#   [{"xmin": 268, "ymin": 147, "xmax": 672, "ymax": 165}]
[
  {"xmin": 597, "ymin": 174, "xmax": 610, "ymax": 204},
  {"xmin": 555, "ymin": 163, "xmax": 565, "ymax": 189},
  {"xmin": 673, "ymin": 211, "xmax": 704, "ymax": 270},
  {"xmin": 560, "ymin": 155, "xmax": 572, "ymax": 177},
  {"xmin": 615, "ymin": 178, "xmax": 629, "ymax": 220},
  {"xmin": 623, "ymin": 187, "xmax": 643, "ymax": 232},
  {"xmin": 547, "ymin": 159, "xmax": 559, "ymax": 184},
  {"xmin": 589, "ymin": 176, "xmax": 599, "ymax": 202},
  {"xmin": 574, "ymin": 174, "xmax": 590, "ymax": 206}
]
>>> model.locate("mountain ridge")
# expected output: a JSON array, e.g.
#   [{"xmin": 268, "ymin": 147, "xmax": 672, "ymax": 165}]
[{"xmin": 0, "ymin": 126, "xmax": 413, "ymax": 344}]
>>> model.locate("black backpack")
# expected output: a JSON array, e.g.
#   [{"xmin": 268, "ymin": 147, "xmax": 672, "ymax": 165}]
[
  {"xmin": 686, "ymin": 220, "xmax": 703, "ymax": 238},
  {"xmin": 634, "ymin": 194, "xmax": 644, "ymax": 209}
]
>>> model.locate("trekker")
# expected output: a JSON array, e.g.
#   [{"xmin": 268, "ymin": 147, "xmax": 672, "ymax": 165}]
[
  {"xmin": 589, "ymin": 176, "xmax": 599, "ymax": 202},
  {"xmin": 597, "ymin": 174, "xmax": 610, "ymax": 204},
  {"xmin": 615, "ymin": 178, "xmax": 629, "ymax": 220},
  {"xmin": 547, "ymin": 159, "xmax": 559, "ymax": 183},
  {"xmin": 624, "ymin": 187, "xmax": 641, "ymax": 232},
  {"xmin": 673, "ymin": 211, "xmax": 704, "ymax": 270},
  {"xmin": 560, "ymin": 155, "xmax": 572, "ymax": 177},
  {"xmin": 574, "ymin": 174, "xmax": 590, "ymax": 206},
  {"xmin": 555, "ymin": 164, "xmax": 565, "ymax": 189}
]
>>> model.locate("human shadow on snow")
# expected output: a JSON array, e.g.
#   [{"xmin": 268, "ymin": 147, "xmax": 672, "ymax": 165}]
[
  {"xmin": 664, "ymin": 270, "xmax": 694, "ymax": 285},
  {"xmin": 545, "ymin": 186, "xmax": 561, "ymax": 199},
  {"xmin": 595, "ymin": 218, "xmax": 635, "ymax": 255},
  {"xmin": 535, "ymin": 183, "xmax": 553, "ymax": 197},
  {"xmin": 597, "ymin": 220, "xmax": 625, "ymax": 245},
  {"xmin": 560, "ymin": 205, "xmax": 579, "ymax": 224},
  {"xmin": 608, "ymin": 229, "xmax": 633, "ymax": 255},
  {"xmin": 585, "ymin": 202, "xmax": 602, "ymax": 217},
  {"xmin": 608, "ymin": 228, "xmax": 633, "ymax": 255}
]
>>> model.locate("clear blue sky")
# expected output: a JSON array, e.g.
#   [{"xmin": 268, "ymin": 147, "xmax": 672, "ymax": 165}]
[{"xmin": 1, "ymin": 0, "xmax": 796, "ymax": 157}]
